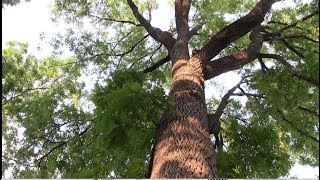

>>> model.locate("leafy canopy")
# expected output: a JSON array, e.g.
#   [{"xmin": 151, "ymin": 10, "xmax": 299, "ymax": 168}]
[{"xmin": 2, "ymin": 0, "xmax": 319, "ymax": 178}]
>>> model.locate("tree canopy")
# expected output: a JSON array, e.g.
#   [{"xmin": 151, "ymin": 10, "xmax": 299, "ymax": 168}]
[{"xmin": 2, "ymin": 0, "xmax": 319, "ymax": 178}]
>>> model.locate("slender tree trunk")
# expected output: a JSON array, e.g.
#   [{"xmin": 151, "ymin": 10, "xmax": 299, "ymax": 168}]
[{"xmin": 150, "ymin": 55, "xmax": 216, "ymax": 178}]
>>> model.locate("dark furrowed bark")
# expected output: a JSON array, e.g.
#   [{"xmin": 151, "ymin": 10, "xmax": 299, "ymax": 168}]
[
  {"xmin": 150, "ymin": 77, "xmax": 216, "ymax": 178},
  {"xmin": 194, "ymin": 0, "xmax": 279, "ymax": 63},
  {"xmin": 204, "ymin": 25, "xmax": 264, "ymax": 80}
]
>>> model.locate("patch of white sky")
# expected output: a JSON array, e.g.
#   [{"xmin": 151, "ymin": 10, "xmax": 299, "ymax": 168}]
[{"xmin": 2, "ymin": 0, "xmax": 318, "ymax": 178}]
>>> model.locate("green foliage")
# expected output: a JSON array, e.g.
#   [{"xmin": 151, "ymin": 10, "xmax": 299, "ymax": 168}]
[
  {"xmin": 88, "ymin": 69, "xmax": 169, "ymax": 177},
  {"xmin": 2, "ymin": 0, "xmax": 319, "ymax": 179},
  {"xmin": 218, "ymin": 116, "xmax": 292, "ymax": 178},
  {"xmin": 2, "ymin": 42, "xmax": 169, "ymax": 178},
  {"xmin": 248, "ymin": 68, "xmax": 319, "ymax": 166},
  {"xmin": 2, "ymin": 41, "xmax": 88, "ymax": 178}
]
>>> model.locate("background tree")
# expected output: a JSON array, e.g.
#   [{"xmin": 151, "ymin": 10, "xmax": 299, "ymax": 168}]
[
  {"xmin": 2, "ymin": 0, "xmax": 319, "ymax": 178},
  {"xmin": 2, "ymin": 0, "xmax": 30, "ymax": 8}
]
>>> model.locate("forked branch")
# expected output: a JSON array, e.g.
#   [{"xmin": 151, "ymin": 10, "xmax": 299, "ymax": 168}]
[
  {"xmin": 127, "ymin": 0, "xmax": 175, "ymax": 50},
  {"xmin": 204, "ymin": 26, "xmax": 264, "ymax": 80},
  {"xmin": 194, "ymin": 0, "xmax": 279, "ymax": 63}
]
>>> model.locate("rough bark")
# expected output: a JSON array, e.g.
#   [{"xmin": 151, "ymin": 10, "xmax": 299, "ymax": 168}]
[
  {"xmin": 127, "ymin": 0, "xmax": 279, "ymax": 178},
  {"xmin": 149, "ymin": 0, "xmax": 216, "ymax": 177}
]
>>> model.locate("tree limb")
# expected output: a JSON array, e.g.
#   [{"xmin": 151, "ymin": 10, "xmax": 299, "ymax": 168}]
[
  {"xmin": 36, "ymin": 126, "xmax": 91, "ymax": 169},
  {"xmin": 277, "ymin": 10, "xmax": 319, "ymax": 33},
  {"xmin": 208, "ymin": 79, "xmax": 245, "ymax": 133},
  {"xmin": 259, "ymin": 53, "xmax": 319, "ymax": 86},
  {"xmin": 143, "ymin": 55, "xmax": 170, "ymax": 74},
  {"xmin": 268, "ymin": 34, "xmax": 319, "ymax": 43},
  {"xmin": 276, "ymin": 109, "xmax": 319, "ymax": 143},
  {"xmin": 127, "ymin": 0, "xmax": 175, "ymax": 50},
  {"xmin": 258, "ymin": 58, "xmax": 269, "ymax": 72},
  {"xmin": 203, "ymin": 26, "xmax": 264, "ymax": 80},
  {"xmin": 3, "ymin": 87, "xmax": 49, "ymax": 105},
  {"xmin": 297, "ymin": 106, "xmax": 319, "ymax": 118},
  {"xmin": 231, "ymin": 92, "xmax": 265, "ymax": 98},
  {"xmin": 175, "ymin": 0, "xmax": 191, "ymax": 38},
  {"xmin": 189, "ymin": 22, "xmax": 204, "ymax": 38},
  {"xmin": 87, "ymin": 12, "xmax": 141, "ymax": 26},
  {"xmin": 193, "ymin": 0, "xmax": 279, "ymax": 63},
  {"xmin": 281, "ymin": 39, "xmax": 304, "ymax": 58},
  {"xmin": 37, "ymin": 141, "xmax": 67, "ymax": 169}
]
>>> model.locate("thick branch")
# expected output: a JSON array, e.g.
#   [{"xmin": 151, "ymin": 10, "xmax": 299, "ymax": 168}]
[
  {"xmin": 194, "ymin": 0, "xmax": 278, "ymax": 63},
  {"xmin": 143, "ymin": 55, "xmax": 170, "ymax": 74},
  {"xmin": 170, "ymin": 0, "xmax": 192, "ymax": 62},
  {"xmin": 204, "ymin": 26, "xmax": 264, "ymax": 80},
  {"xmin": 259, "ymin": 53, "xmax": 319, "ymax": 86},
  {"xmin": 127, "ymin": 0, "xmax": 175, "ymax": 50},
  {"xmin": 175, "ymin": 0, "xmax": 191, "ymax": 38}
]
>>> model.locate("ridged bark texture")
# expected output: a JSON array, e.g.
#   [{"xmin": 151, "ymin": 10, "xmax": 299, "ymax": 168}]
[{"xmin": 150, "ymin": 56, "xmax": 216, "ymax": 178}]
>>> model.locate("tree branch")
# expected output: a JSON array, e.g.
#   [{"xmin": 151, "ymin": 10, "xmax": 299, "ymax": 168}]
[
  {"xmin": 127, "ymin": 0, "xmax": 175, "ymax": 50},
  {"xmin": 175, "ymin": 0, "xmax": 191, "ymax": 38},
  {"xmin": 231, "ymin": 92, "xmax": 265, "ymax": 98},
  {"xmin": 281, "ymin": 39, "xmax": 304, "ymax": 58},
  {"xmin": 143, "ymin": 55, "xmax": 170, "ymax": 74},
  {"xmin": 297, "ymin": 106, "xmax": 319, "ymax": 118},
  {"xmin": 193, "ymin": 0, "xmax": 279, "ymax": 63},
  {"xmin": 88, "ymin": 13, "xmax": 141, "ymax": 26},
  {"xmin": 3, "ymin": 87, "xmax": 49, "ymax": 105},
  {"xmin": 268, "ymin": 34, "xmax": 319, "ymax": 43},
  {"xmin": 189, "ymin": 22, "xmax": 204, "ymax": 38},
  {"xmin": 276, "ymin": 109, "xmax": 319, "ymax": 143},
  {"xmin": 277, "ymin": 10, "xmax": 319, "ymax": 33},
  {"xmin": 203, "ymin": 26, "xmax": 264, "ymax": 80},
  {"xmin": 258, "ymin": 58, "xmax": 269, "ymax": 72},
  {"xmin": 69, "ymin": 8, "xmax": 141, "ymax": 26},
  {"xmin": 83, "ymin": 34, "xmax": 150, "ymax": 63},
  {"xmin": 117, "ymin": 34, "xmax": 150, "ymax": 58},
  {"xmin": 36, "ymin": 126, "xmax": 91, "ymax": 169},
  {"xmin": 259, "ymin": 53, "xmax": 319, "ymax": 86},
  {"xmin": 208, "ymin": 79, "xmax": 245, "ymax": 133},
  {"xmin": 37, "ymin": 141, "xmax": 66, "ymax": 169}
]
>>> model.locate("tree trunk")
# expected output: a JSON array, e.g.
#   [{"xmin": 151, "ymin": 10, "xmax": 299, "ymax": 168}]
[
  {"xmin": 127, "ymin": 0, "xmax": 278, "ymax": 177},
  {"xmin": 150, "ymin": 55, "xmax": 217, "ymax": 178}
]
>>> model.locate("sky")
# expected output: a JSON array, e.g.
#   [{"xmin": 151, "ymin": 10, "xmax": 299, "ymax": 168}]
[{"xmin": 2, "ymin": 0, "xmax": 319, "ymax": 178}]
